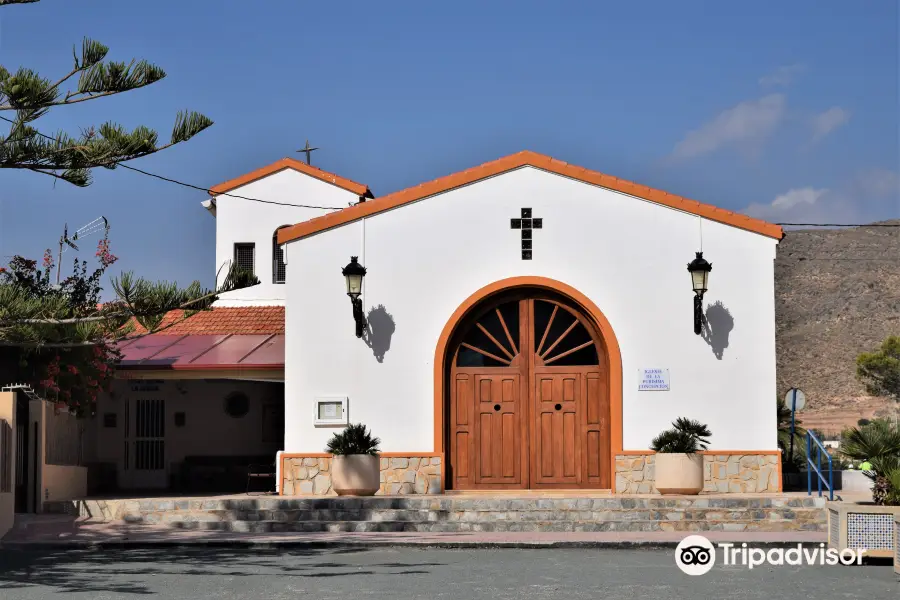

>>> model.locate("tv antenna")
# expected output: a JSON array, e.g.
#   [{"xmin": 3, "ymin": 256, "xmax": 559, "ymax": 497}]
[{"xmin": 56, "ymin": 216, "xmax": 109, "ymax": 284}]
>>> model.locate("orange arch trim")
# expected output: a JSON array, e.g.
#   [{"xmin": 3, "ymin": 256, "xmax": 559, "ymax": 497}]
[{"xmin": 432, "ymin": 276, "xmax": 624, "ymax": 491}]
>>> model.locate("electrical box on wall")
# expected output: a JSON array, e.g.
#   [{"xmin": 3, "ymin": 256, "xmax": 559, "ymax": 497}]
[{"xmin": 313, "ymin": 396, "xmax": 348, "ymax": 426}]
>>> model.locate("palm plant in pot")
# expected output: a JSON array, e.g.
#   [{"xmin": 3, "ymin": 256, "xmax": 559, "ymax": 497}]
[
  {"xmin": 325, "ymin": 423, "xmax": 381, "ymax": 496},
  {"xmin": 650, "ymin": 418, "xmax": 711, "ymax": 495}
]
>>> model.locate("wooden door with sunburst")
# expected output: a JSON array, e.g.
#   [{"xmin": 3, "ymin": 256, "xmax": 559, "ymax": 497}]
[{"xmin": 448, "ymin": 292, "xmax": 610, "ymax": 490}]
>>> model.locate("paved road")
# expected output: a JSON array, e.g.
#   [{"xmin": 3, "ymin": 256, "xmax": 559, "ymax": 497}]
[{"xmin": 0, "ymin": 546, "xmax": 895, "ymax": 599}]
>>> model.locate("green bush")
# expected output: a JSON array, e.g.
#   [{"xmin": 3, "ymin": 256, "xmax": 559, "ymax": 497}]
[
  {"xmin": 325, "ymin": 423, "xmax": 381, "ymax": 456},
  {"xmin": 650, "ymin": 418, "xmax": 711, "ymax": 453},
  {"xmin": 840, "ymin": 420, "xmax": 900, "ymax": 506}
]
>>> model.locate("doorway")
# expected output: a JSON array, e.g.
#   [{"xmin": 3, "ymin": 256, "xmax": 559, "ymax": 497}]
[
  {"xmin": 447, "ymin": 290, "xmax": 611, "ymax": 490},
  {"xmin": 14, "ymin": 394, "xmax": 29, "ymax": 512},
  {"xmin": 120, "ymin": 397, "xmax": 167, "ymax": 489}
]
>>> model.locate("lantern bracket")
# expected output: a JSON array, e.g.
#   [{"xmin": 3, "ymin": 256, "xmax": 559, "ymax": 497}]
[
  {"xmin": 693, "ymin": 293, "xmax": 704, "ymax": 335},
  {"xmin": 351, "ymin": 295, "xmax": 367, "ymax": 338}
]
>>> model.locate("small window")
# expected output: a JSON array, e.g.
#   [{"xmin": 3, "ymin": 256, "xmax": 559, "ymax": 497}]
[
  {"xmin": 224, "ymin": 392, "xmax": 250, "ymax": 419},
  {"xmin": 234, "ymin": 243, "xmax": 255, "ymax": 277},
  {"xmin": 273, "ymin": 227, "xmax": 289, "ymax": 284}
]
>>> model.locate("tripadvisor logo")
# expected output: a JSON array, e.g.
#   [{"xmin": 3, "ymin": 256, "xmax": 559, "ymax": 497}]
[{"xmin": 675, "ymin": 535, "xmax": 865, "ymax": 576}]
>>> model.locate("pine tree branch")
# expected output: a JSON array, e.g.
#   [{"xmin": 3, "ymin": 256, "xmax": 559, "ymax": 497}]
[
  {"xmin": 12, "ymin": 286, "xmax": 226, "ymax": 326},
  {"xmin": 0, "ymin": 88, "xmax": 144, "ymax": 110},
  {"xmin": 47, "ymin": 67, "xmax": 80, "ymax": 99},
  {"xmin": 23, "ymin": 167, "xmax": 68, "ymax": 181},
  {"xmin": 0, "ymin": 261, "xmax": 257, "ymax": 349},
  {"xmin": 0, "ymin": 310, "xmax": 201, "ymax": 347},
  {"xmin": 0, "ymin": 113, "xmax": 213, "ymax": 185}
]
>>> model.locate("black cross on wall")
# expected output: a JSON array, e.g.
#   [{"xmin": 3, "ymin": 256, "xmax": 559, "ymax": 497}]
[{"xmin": 510, "ymin": 207, "xmax": 542, "ymax": 260}]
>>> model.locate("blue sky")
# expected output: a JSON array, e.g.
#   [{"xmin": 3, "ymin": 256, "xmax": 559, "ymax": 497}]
[{"xmin": 1, "ymin": 0, "xmax": 897, "ymax": 290}]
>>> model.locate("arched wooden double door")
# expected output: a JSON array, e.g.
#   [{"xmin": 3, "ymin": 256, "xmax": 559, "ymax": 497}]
[{"xmin": 448, "ymin": 291, "xmax": 611, "ymax": 490}]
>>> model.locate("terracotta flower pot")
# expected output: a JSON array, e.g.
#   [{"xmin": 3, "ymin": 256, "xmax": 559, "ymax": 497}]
[
  {"xmin": 655, "ymin": 453, "xmax": 704, "ymax": 495},
  {"xmin": 331, "ymin": 454, "xmax": 380, "ymax": 496}
]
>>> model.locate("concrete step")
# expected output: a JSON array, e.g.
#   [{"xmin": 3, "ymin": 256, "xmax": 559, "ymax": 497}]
[
  {"xmin": 10, "ymin": 513, "xmax": 78, "ymax": 534},
  {"xmin": 123, "ymin": 506, "xmax": 825, "ymax": 524},
  {"xmin": 44, "ymin": 495, "xmax": 828, "ymax": 535},
  {"xmin": 46, "ymin": 496, "xmax": 829, "ymax": 517},
  {"xmin": 166, "ymin": 519, "xmax": 828, "ymax": 534}
]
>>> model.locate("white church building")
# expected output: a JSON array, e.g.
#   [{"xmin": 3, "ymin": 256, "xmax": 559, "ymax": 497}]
[
  {"xmin": 95, "ymin": 151, "xmax": 785, "ymax": 497},
  {"xmin": 274, "ymin": 151, "xmax": 784, "ymax": 495}
]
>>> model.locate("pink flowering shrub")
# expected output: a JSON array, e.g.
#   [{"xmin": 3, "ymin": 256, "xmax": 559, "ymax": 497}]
[{"xmin": 0, "ymin": 231, "xmax": 121, "ymax": 416}]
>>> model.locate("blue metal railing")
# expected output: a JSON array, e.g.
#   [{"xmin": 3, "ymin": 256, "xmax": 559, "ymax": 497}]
[{"xmin": 806, "ymin": 430, "xmax": 834, "ymax": 501}]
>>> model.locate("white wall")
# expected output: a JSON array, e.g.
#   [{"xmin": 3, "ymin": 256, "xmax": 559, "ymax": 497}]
[
  {"xmin": 284, "ymin": 167, "xmax": 779, "ymax": 453},
  {"xmin": 210, "ymin": 168, "xmax": 360, "ymax": 306},
  {"xmin": 32, "ymin": 401, "xmax": 88, "ymax": 507},
  {"xmin": 42, "ymin": 464, "xmax": 88, "ymax": 503}
]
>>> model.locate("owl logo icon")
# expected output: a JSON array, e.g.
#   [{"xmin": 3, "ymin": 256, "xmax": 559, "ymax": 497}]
[{"xmin": 675, "ymin": 535, "xmax": 716, "ymax": 576}]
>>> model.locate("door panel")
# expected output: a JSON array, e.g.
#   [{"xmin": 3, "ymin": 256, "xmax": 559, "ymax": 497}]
[
  {"xmin": 473, "ymin": 373, "xmax": 523, "ymax": 486},
  {"xmin": 532, "ymin": 372, "xmax": 581, "ymax": 486},
  {"xmin": 583, "ymin": 371, "xmax": 611, "ymax": 487}
]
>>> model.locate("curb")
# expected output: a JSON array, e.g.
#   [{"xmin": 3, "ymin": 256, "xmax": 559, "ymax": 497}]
[{"xmin": 0, "ymin": 538, "xmax": 828, "ymax": 551}]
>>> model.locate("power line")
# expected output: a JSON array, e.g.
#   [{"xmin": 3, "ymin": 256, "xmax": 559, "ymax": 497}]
[
  {"xmin": 116, "ymin": 163, "xmax": 345, "ymax": 210},
  {"xmin": 3, "ymin": 115, "xmax": 899, "ymax": 225},
  {"xmin": 0, "ymin": 115, "xmax": 346, "ymax": 211},
  {"xmin": 778, "ymin": 222, "xmax": 900, "ymax": 227},
  {"xmin": 787, "ymin": 257, "xmax": 898, "ymax": 261}
]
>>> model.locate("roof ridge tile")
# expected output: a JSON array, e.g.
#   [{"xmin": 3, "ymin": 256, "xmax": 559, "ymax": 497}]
[{"xmin": 276, "ymin": 151, "xmax": 783, "ymax": 244}]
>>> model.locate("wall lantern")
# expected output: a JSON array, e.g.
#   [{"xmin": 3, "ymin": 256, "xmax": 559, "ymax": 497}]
[
  {"xmin": 342, "ymin": 256, "xmax": 367, "ymax": 338},
  {"xmin": 687, "ymin": 251, "xmax": 712, "ymax": 335}
]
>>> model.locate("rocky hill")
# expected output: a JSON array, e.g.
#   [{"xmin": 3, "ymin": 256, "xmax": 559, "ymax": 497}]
[{"xmin": 775, "ymin": 220, "xmax": 900, "ymax": 435}]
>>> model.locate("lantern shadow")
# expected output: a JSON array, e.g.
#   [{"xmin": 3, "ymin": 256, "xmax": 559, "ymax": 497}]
[
  {"xmin": 701, "ymin": 300, "xmax": 734, "ymax": 360},
  {"xmin": 363, "ymin": 304, "xmax": 396, "ymax": 363}
]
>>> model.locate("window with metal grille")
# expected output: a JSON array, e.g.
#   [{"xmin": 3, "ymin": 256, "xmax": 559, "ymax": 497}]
[
  {"xmin": 234, "ymin": 243, "xmax": 255, "ymax": 277},
  {"xmin": 273, "ymin": 228, "xmax": 287, "ymax": 284}
]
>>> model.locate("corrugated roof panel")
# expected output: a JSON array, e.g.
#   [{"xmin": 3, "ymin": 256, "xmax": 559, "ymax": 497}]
[
  {"xmin": 138, "ymin": 334, "xmax": 230, "ymax": 367},
  {"xmin": 117, "ymin": 334, "xmax": 285, "ymax": 370},
  {"xmin": 241, "ymin": 334, "xmax": 285, "ymax": 366},
  {"xmin": 117, "ymin": 335, "xmax": 187, "ymax": 364},
  {"xmin": 191, "ymin": 334, "xmax": 274, "ymax": 367}
]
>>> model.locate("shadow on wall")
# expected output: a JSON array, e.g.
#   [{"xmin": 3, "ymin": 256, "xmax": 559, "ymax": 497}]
[
  {"xmin": 701, "ymin": 300, "xmax": 734, "ymax": 360},
  {"xmin": 364, "ymin": 305, "xmax": 396, "ymax": 363}
]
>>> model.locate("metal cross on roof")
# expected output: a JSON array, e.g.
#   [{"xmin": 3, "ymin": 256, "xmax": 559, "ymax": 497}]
[{"xmin": 297, "ymin": 140, "xmax": 319, "ymax": 165}]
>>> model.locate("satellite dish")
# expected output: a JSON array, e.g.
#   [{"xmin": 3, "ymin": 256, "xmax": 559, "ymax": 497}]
[{"xmin": 784, "ymin": 388, "xmax": 806, "ymax": 412}]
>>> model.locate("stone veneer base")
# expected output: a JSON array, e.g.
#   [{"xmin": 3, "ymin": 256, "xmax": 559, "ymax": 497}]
[
  {"xmin": 282, "ymin": 456, "xmax": 442, "ymax": 496},
  {"xmin": 615, "ymin": 453, "xmax": 781, "ymax": 494},
  {"xmin": 283, "ymin": 453, "xmax": 778, "ymax": 495}
]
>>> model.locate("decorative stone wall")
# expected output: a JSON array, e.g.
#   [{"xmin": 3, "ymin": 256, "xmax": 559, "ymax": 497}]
[
  {"xmin": 281, "ymin": 456, "xmax": 442, "ymax": 496},
  {"xmin": 615, "ymin": 454, "xmax": 781, "ymax": 494}
]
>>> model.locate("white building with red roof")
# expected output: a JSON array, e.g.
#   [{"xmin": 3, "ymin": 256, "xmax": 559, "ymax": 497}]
[
  {"xmin": 88, "ymin": 151, "xmax": 785, "ymax": 497},
  {"xmin": 85, "ymin": 159, "xmax": 372, "ymax": 494}
]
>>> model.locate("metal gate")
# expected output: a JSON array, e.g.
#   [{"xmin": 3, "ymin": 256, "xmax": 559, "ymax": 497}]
[{"xmin": 122, "ymin": 398, "xmax": 167, "ymax": 489}]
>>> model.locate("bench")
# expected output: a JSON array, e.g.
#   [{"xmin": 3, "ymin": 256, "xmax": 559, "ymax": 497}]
[{"xmin": 246, "ymin": 463, "xmax": 277, "ymax": 495}]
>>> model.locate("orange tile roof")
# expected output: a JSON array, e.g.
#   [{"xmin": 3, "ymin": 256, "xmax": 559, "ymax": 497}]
[
  {"xmin": 210, "ymin": 157, "xmax": 372, "ymax": 198},
  {"xmin": 129, "ymin": 307, "xmax": 285, "ymax": 336},
  {"xmin": 277, "ymin": 150, "xmax": 783, "ymax": 244}
]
